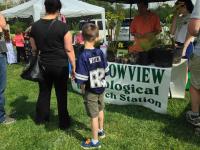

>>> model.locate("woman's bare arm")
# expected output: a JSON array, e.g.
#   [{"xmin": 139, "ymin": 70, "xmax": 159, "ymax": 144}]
[
  {"xmin": 64, "ymin": 32, "xmax": 76, "ymax": 79},
  {"xmin": 182, "ymin": 33, "xmax": 194, "ymax": 56},
  {"xmin": 188, "ymin": 18, "xmax": 200, "ymax": 37}
]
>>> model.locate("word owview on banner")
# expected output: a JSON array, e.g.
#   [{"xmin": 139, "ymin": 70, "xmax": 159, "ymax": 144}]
[{"xmin": 72, "ymin": 62, "xmax": 172, "ymax": 114}]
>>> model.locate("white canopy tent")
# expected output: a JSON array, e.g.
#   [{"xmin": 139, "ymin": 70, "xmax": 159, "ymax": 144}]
[
  {"xmin": 1, "ymin": 0, "xmax": 106, "ymax": 41},
  {"xmin": 1, "ymin": 0, "xmax": 36, "ymax": 18}
]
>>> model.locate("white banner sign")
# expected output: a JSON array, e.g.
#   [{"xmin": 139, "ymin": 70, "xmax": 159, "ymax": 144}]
[{"xmin": 72, "ymin": 62, "xmax": 172, "ymax": 114}]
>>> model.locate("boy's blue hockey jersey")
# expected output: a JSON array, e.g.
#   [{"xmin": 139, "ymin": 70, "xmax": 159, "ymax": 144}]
[{"xmin": 75, "ymin": 48, "xmax": 109, "ymax": 94}]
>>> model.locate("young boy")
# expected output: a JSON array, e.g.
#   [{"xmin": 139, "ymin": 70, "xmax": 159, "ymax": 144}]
[{"xmin": 75, "ymin": 23, "xmax": 109, "ymax": 149}]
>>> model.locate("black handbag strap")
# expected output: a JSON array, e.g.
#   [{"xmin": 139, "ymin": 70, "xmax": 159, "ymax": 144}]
[
  {"xmin": 44, "ymin": 19, "xmax": 56, "ymax": 41},
  {"xmin": 35, "ymin": 19, "xmax": 57, "ymax": 56},
  {"xmin": 48, "ymin": 19, "xmax": 56, "ymax": 31}
]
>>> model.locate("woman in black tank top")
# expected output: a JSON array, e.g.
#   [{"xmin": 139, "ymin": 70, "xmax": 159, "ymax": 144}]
[{"xmin": 29, "ymin": 0, "xmax": 75, "ymax": 130}]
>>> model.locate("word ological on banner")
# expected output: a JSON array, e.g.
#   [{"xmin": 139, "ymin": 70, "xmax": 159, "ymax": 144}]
[{"xmin": 72, "ymin": 63, "xmax": 172, "ymax": 114}]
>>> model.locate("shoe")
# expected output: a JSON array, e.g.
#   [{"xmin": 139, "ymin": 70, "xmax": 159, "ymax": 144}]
[
  {"xmin": 98, "ymin": 130, "xmax": 106, "ymax": 139},
  {"xmin": 186, "ymin": 111, "xmax": 200, "ymax": 126},
  {"xmin": 1, "ymin": 116, "xmax": 16, "ymax": 125},
  {"xmin": 59, "ymin": 117, "xmax": 71, "ymax": 130},
  {"xmin": 81, "ymin": 139, "xmax": 101, "ymax": 149}
]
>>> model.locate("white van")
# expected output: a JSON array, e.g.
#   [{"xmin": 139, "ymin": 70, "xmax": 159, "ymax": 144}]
[
  {"xmin": 118, "ymin": 18, "xmax": 133, "ymax": 41},
  {"xmin": 79, "ymin": 19, "xmax": 108, "ymax": 42}
]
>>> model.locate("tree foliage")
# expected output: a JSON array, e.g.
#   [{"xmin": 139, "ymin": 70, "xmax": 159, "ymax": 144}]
[
  {"xmin": 152, "ymin": 4, "xmax": 174, "ymax": 23},
  {"xmin": 0, "ymin": 3, "xmax": 12, "ymax": 11},
  {"xmin": 10, "ymin": 20, "xmax": 28, "ymax": 34}
]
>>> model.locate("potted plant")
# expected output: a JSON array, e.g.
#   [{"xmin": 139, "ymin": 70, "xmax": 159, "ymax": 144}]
[
  {"xmin": 154, "ymin": 13, "xmax": 182, "ymax": 66},
  {"xmin": 107, "ymin": 41, "xmax": 117, "ymax": 62},
  {"xmin": 153, "ymin": 45, "xmax": 174, "ymax": 67},
  {"xmin": 152, "ymin": 32, "xmax": 174, "ymax": 67},
  {"xmin": 137, "ymin": 38, "xmax": 157, "ymax": 65}
]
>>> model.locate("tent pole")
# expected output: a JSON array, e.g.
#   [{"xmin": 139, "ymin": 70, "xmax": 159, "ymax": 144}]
[
  {"xmin": 129, "ymin": 4, "xmax": 132, "ymax": 41},
  {"xmin": 101, "ymin": 11, "xmax": 107, "ymax": 43}
]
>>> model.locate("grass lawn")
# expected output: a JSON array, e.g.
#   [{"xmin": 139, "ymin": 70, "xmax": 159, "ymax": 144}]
[{"xmin": 0, "ymin": 64, "xmax": 200, "ymax": 150}]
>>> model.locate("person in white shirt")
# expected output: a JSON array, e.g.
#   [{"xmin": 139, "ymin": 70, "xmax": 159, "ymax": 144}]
[
  {"xmin": 4, "ymin": 30, "xmax": 17, "ymax": 64},
  {"xmin": 185, "ymin": 0, "xmax": 200, "ymax": 126},
  {"xmin": 170, "ymin": 0, "xmax": 194, "ymax": 59}
]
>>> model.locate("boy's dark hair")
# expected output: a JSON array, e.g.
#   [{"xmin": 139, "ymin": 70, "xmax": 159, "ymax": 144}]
[
  {"xmin": 82, "ymin": 23, "xmax": 99, "ymax": 42},
  {"xmin": 44, "ymin": 0, "xmax": 62, "ymax": 14},
  {"xmin": 176, "ymin": 0, "xmax": 194, "ymax": 13}
]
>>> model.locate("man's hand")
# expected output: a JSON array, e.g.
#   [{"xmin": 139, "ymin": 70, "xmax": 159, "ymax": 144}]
[
  {"xmin": 133, "ymin": 33, "xmax": 143, "ymax": 38},
  {"xmin": 134, "ymin": 32, "xmax": 156, "ymax": 39},
  {"xmin": 143, "ymin": 32, "xmax": 156, "ymax": 39}
]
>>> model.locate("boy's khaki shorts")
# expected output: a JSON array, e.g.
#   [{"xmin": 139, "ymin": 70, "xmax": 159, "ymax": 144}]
[
  {"xmin": 189, "ymin": 54, "xmax": 200, "ymax": 90},
  {"xmin": 83, "ymin": 91, "xmax": 105, "ymax": 118}
]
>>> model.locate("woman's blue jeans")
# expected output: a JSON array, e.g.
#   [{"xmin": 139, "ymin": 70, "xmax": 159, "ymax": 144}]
[{"xmin": 0, "ymin": 53, "xmax": 6, "ymax": 122}]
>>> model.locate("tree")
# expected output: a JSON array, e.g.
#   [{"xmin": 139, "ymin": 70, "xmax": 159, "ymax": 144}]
[
  {"xmin": 152, "ymin": 4, "xmax": 174, "ymax": 23},
  {"xmin": 0, "ymin": 0, "xmax": 29, "ymax": 10},
  {"xmin": 124, "ymin": 7, "xmax": 138, "ymax": 18}
]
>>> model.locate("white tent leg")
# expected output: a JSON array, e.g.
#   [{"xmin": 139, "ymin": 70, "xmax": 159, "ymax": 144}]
[
  {"xmin": 101, "ymin": 12, "xmax": 106, "ymax": 43},
  {"xmin": 33, "ymin": 4, "xmax": 41, "ymax": 21}
]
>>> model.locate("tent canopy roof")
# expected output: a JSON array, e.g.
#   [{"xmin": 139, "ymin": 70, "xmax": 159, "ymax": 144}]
[{"xmin": 1, "ymin": 0, "xmax": 35, "ymax": 18}]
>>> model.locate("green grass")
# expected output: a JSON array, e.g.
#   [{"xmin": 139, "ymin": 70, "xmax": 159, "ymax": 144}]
[{"xmin": 0, "ymin": 64, "xmax": 200, "ymax": 150}]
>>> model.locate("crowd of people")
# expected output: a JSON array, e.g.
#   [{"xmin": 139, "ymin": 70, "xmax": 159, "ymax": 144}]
[
  {"xmin": 0, "ymin": 25, "xmax": 33, "ymax": 65},
  {"xmin": 0, "ymin": 0, "xmax": 200, "ymax": 149}
]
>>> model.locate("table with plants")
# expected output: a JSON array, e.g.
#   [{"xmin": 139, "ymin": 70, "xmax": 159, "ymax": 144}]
[{"xmin": 104, "ymin": 27, "xmax": 188, "ymax": 100}]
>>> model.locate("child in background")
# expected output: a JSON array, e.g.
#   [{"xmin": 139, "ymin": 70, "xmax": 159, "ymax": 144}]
[
  {"xmin": 75, "ymin": 23, "xmax": 109, "ymax": 149},
  {"xmin": 4, "ymin": 30, "xmax": 17, "ymax": 64},
  {"xmin": 75, "ymin": 31, "xmax": 84, "ymax": 45},
  {"xmin": 13, "ymin": 29, "xmax": 26, "ymax": 63},
  {"xmin": 170, "ymin": 0, "xmax": 194, "ymax": 59}
]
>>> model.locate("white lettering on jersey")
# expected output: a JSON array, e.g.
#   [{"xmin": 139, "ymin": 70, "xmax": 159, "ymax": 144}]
[
  {"xmin": 89, "ymin": 56, "xmax": 101, "ymax": 64},
  {"xmin": 89, "ymin": 68, "xmax": 106, "ymax": 88}
]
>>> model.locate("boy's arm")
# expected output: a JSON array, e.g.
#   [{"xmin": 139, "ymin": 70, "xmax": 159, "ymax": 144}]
[{"xmin": 75, "ymin": 54, "xmax": 89, "ymax": 90}]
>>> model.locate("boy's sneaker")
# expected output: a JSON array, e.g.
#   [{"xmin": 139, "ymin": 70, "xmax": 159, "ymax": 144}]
[
  {"xmin": 81, "ymin": 139, "xmax": 101, "ymax": 149},
  {"xmin": 98, "ymin": 130, "xmax": 106, "ymax": 139},
  {"xmin": 186, "ymin": 111, "xmax": 200, "ymax": 126},
  {"xmin": 1, "ymin": 116, "xmax": 16, "ymax": 125}
]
